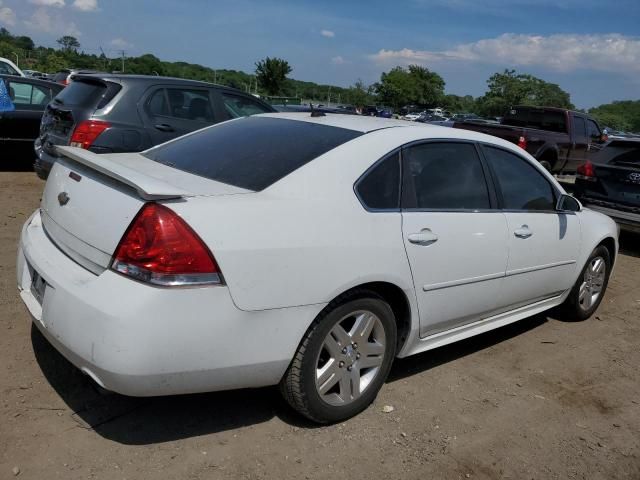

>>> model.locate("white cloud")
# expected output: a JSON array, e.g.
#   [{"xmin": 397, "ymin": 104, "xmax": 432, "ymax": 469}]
[
  {"xmin": 24, "ymin": 8, "xmax": 81, "ymax": 37},
  {"xmin": 331, "ymin": 56, "xmax": 349, "ymax": 65},
  {"xmin": 28, "ymin": 0, "xmax": 65, "ymax": 7},
  {"xmin": 73, "ymin": 0, "xmax": 98, "ymax": 11},
  {"xmin": 369, "ymin": 33, "xmax": 640, "ymax": 73},
  {"xmin": 0, "ymin": 1, "xmax": 16, "ymax": 26},
  {"xmin": 320, "ymin": 29, "xmax": 335, "ymax": 38},
  {"xmin": 110, "ymin": 37, "xmax": 132, "ymax": 49}
]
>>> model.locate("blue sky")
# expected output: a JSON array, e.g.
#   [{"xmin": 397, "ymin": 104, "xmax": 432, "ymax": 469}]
[{"xmin": 2, "ymin": 0, "xmax": 639, "ymax": 108}]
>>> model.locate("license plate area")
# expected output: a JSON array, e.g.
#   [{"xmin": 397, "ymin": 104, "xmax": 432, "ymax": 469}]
[{"xmin": 31, "ymin": 269, "xmax": 47, "ymax": 305}]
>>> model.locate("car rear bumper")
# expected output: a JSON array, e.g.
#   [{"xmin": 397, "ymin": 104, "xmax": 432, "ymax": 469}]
[
  {"xmin": 17, "ymin": 210, "xmax": 324, "ymax": 396},
  {"xmin": 34, "ymin": 142, "xmax": 56, "ymax": 180},
  {"xmin": 582, "ymin": 202, "xmax": 640, "ymax": 233}
]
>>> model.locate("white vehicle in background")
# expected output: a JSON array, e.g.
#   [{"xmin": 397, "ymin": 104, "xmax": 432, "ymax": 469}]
[
  {"xmin": 17, "ymin": 113, "xmax": 618, "ymax": 423},
  {"xmin": 0, "ymin": 57, "xmax": 24, "ymax": 77},
  {"xmin": 403, "ymin": 111, "xmax": 423, "ymax": 121}
]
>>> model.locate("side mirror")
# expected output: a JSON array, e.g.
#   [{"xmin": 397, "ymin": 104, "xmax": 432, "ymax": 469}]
[{"xmin": 556, "ymin": 194, "xmax": 582, "ymax": 213}]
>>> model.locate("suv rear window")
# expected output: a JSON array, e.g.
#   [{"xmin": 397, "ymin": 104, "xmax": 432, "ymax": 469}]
[
  {"xmin": 53, "ymin": 79, "xmax": 121, "ymax": 109},
  {"xmin": 503, "ymin": 108, "xmax": 567, "ymax": 133},
  {"xmin": 143, "ymin": 116, "xmax": 363, "ymax": 191}
]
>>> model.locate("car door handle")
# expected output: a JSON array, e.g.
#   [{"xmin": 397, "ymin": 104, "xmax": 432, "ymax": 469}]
[
  {"xmin": 154, "ymin": 123, "xmax": 174, "ymax": 132},
  {"xmin": 407, "ymin": 229, "xmax": 438, "ymax": 246},
  {"xmin": 514, "ymin": 225, "xmax": 533, "ymax": 239}
]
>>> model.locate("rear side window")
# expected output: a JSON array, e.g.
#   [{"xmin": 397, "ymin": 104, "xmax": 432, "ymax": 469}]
[
  {"xmin": 402, "ymin": 142, "xmax": 491, "ymax": 210},
  {"xmin": 53, "ymin": 80, "xmax": 120, "ymax": 109},
  {"xmin": 356, "ymin": 152, "xmax": 400, "ymax": 210},
  {"xmin": 483, "ymin": 146, "xmax": 556, "ymax": 211},
  {"xmin": 503, "ymin": 109, "xmax": 567, "ymax": 133},
  {"xmin": 143, "ymin": 117, "xmax": 362, "ymax": 191}
]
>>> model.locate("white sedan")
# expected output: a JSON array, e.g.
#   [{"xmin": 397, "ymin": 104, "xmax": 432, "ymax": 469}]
[{"xmin": 17, "ymin": 113, "xmax": 618, "ymax": 423}]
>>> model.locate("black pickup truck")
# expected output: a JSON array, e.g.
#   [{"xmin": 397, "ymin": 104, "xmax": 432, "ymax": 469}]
[{"xmin": 453, "ymin": 106, "xmax": 607, "ymax": 173}]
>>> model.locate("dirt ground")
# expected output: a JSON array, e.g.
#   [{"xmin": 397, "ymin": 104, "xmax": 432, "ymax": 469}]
[{"xmin": 1, "ymin": 170, "xmax": 639, "ymax": 480}]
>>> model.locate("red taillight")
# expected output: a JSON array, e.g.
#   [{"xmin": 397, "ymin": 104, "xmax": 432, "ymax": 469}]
[
  {"xmin": 576, "ymin": 161, "xmax": 597, "ymax": 181},
  {"xmin": 517, "ymin": 136, "xmax": 527, "ymax": 150},
  {"xmin": 111, "ymin": 203, "xmax": 222, "ymax": 286},
  {"xmin": 70, "ymin": 120, "xmax": 111, "ymax": 149}
]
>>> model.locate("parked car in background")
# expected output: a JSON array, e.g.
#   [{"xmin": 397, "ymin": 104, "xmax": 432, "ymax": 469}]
[
  {"xmin": 273, "ymin": 104, "xmax": 357, "ymax": 115},
  {"xmin": 0, "ymin": 57, "xmax": 24, "ymax": 77},
  {"xmin": 52, "ymin": 68, "xmax": 103, "ymax": 86},
  {"xmin": 18, "ymin": 113, "xmax": 617, "ymax": 423},
  {"xmin": 22, "ymin": 70, "xmax": 47, "ymax": 79},
  {"xmin": 454, "ymin": 106, "xmax": 607, "ymax": 173},
  {"xmin": 574, "ymin": 138, "xmax": 640, "ymax": 232},
  {"xmin": 0, "ymin": 75, "xmax": 63, "ymax": 165},
  {"xmin": 35, "ymin": 74, "xmax": 276, "ymax": 179}
]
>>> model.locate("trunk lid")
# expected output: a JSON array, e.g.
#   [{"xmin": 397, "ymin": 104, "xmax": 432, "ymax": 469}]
[{"xmin": 41, "ymin": 147, "xmax": 251, "ymax": 274}]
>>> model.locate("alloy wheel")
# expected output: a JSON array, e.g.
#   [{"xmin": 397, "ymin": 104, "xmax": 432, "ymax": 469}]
[
  {"xmin": 578, "ymin": 256, "xmax": 606, "ymax": 311},
  {"xmin": 315, "ymin": 310, "xmax": 386, "ymax": 406}
]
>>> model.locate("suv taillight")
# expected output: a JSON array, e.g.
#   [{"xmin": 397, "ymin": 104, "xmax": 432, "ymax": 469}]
[
  {"xmin": 70, "ymin": 120, "xmax": 111, "ymax": 149},
  {"xmin": 517, "ymin": 136, "xmax": 527, "ymax": 150},
  {"xmin": 111, "ymin": 203, "xmax": 222, "ymax": 286},
  {"xmin": 576, "ymin": 161, "xmax": 597, "ymax": 181}
]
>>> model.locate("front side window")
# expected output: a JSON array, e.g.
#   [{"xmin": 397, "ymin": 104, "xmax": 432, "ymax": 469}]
[
  {"xmin": 222, "ymin": 93, "xmax": 272, "ymax": 118},
  {"xmin": 483, "ymin": 146, "xmax": 556, "ymax": 211},
  {"xmin": 402, "ymin": 142, "xmax": 491, "ymax": 210},
  {"xmin": 587, "ymin": 119, "xmax": 601, "ymax": 141},
  {"xmin": 573, "ymin": 116, "xmax": 587, "ymax": 140},
  {"xmin": 356, "ymin": 152, "xmax": 400, "ymax": 210},
  {"xmin": 8, "ymin": 81, "xmax": 52, "ymax": 107}
]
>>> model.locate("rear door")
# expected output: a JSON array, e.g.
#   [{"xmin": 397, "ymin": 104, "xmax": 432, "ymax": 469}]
[
  {"xmin": 141, "ymin": 86, "xmax": 218, "ymax": 146},
  {"xmin": 400, "ymin": 141, "xmax": 509, "ymax": 336},
  {"xmin": 481, "ymin": 145, "xmax": 580, "ymax": 310},
  {"xmin": 2, "ymin": 79, "xmax": 55, "ymax": 142}
]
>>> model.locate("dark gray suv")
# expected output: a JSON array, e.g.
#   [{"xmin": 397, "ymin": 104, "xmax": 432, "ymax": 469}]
[{"xmin": 35, "ymin": 74, "xmax": 276, "ymax": 179}]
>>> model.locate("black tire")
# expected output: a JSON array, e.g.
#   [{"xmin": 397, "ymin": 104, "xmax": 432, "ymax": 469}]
[
  {"xmin": 280, "ymin": 290, "xmax": 397, "ymax": 423},
  {"xmin": 557, "ymin": 245, "xmax": 611, "ymax": 321}
]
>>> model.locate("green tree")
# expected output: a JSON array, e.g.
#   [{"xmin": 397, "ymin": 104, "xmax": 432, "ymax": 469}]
[
  {"xmin": 477, "ymin": 69, "xmax": 573, "ymax": 116},
  {"xmin": 588, "ymin": 100, "xmax": 640, "ymax": 132},
  {"xmin": 255, "ymin": 57, "xmax": 292, "ymax": 95},
  {"xmin": 374, "ymin": 65, "xmax": 445, "ymax": 109},
  {"xmin": 56, "ymin": 35, "xmax": 80, "ymax": 52}
]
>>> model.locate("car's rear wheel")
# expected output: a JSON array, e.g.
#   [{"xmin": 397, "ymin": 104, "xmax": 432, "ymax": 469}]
[
  {"xmin": 280, "ymin": 292, "xmax": 397, "ymax": 423},
  {"xmin": 558, "ymin": 245, "xmax": 611, "ymax": 320}
]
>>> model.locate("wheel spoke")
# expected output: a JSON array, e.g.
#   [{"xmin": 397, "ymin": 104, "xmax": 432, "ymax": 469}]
[
  {"xmin": 349, "ymin": 367, "xmax": 361, "ymax": 400},
  {"xmin": 360, "ymin": 340, "xmax": 385, "ymax": 357},
  {"xmin": 358, "ymin": 354, "xmax": 384, "ymax": 370},
  {"xmin": 578, "ymin": 282, "xmax": 589, "ymax": 306},
  {"xmin": 323, "ymin": 334, "xmax": 343, "ymax": 358},
  {"xmin": 330, "ymin": 323, "xmax": 351, "ymax": 349},
  {"xmin": 316, "ymin": 359, "xmax": 339, "ymax": 391},
  {"xmin": 351, "ymin": 312, "xmax": 375, "ymax": 341}
]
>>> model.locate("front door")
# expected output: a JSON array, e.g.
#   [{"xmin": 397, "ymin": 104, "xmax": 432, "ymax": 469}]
[
  {"xmin": 481, "ymin": 145, "xmax": 580, "ymax": 309},
  {"xmin": 400, "ymin": 141, "xmax": 509, "ymax": 337}
]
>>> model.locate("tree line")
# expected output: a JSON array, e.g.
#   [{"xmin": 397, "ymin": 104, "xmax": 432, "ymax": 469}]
[{"xmin": 1, "ymin": 27, "xmax": 637, "ymax": 131}]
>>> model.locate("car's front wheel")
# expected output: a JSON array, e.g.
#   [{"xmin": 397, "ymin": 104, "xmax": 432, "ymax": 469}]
[
  {"xmin": 280, "ymin": 291, "xmax": 397, "ymax": 423},
  {"xmin": 558, "ymin": 245, "xmax": 612, "ymax": 320}
]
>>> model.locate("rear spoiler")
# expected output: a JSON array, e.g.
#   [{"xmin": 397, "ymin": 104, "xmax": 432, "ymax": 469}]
[{"xmin": 56, "ymin": 146, "xmax": 192, "ymax": 200}]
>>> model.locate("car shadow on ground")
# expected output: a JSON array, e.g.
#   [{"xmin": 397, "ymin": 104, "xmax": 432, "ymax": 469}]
[
  {"xmin": 32, "ymin": 312, "xmax": 550, "ymax": 444},
  {"xmin": 619, "ymin": 230, "xmax": 640, "ymax": 258},
  {"xmin": 388, "ymin": 313, "xmax": 547, "ymax": 382},
  {"xmin": 2, "ymin": 151, "xmax": 36, "ymax": 172}
]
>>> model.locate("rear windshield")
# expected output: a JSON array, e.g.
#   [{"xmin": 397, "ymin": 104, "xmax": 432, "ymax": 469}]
[
  {"xmin": 598, "ymin": 142, "xmax": 640, "ymax": 167},
  {"xmin": 142, "ymin": 116, "xmax": 363, "ymax": 191},
  {"xmin": 53, "ymin": 79, "xmax": 120, "ymax": 109},
  {"xmin": 503, "ymin": 108, "xmax": 567, "ymax": 133}
]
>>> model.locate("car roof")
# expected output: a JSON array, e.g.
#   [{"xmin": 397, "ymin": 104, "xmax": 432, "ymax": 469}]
[
  {"xmin": 72, "ymin": 73, "xmax": 266, "ymax": 98},
  {"xmin": 258, "ymin": 112, "xmax": 416, "ymax": 133}
]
